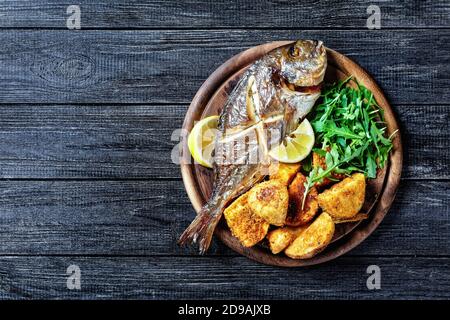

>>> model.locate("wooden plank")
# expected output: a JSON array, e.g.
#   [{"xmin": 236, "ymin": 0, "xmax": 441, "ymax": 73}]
[
  {"xmin": 0, "ymin": 0, "xmax": 449, "ymax": 29},
  {"xmin": 0, "ymin": 104, "xmax": 447, "ymax": 179},
  {"xmin": 0, "ymin": 30, "xmax": 448, "ymax": 104},
  {"xmin": 0, "ymin": 256, "xmax": 448, "ymax": 299},
  {"xmin": 0, "ymin": 179, "xmax": 447, "ymax": 256},
  {"xmin": 398, "ymin": 105, "xmax": 450, "ymax": 179},
  {"xmin": 0, "ymin": 104, "xmax": 185, "ymax": 179}
]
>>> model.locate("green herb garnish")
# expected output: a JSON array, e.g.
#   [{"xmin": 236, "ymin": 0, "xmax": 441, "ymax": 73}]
[{"xmin": 301, "ymin": 77, "xmax": 395, "ymax": 209}]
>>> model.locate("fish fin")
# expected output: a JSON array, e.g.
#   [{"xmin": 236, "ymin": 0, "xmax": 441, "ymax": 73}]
[{"xmin": 178, "ymin": 206, "xmax": 222, "ymax": 254}]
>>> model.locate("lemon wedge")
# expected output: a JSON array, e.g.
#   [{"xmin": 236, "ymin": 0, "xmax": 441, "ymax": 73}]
[
  {"xmin": 188, "ymin": 115, "xmax": 219, "ymax": 168},
  {"xmin": 269, "ymin": 118, "xmax": 315, "ymax": 163}
]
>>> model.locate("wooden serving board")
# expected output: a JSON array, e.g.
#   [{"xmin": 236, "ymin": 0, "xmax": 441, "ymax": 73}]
[{"xmin": 180, "ymin": 41, "xmax": 403, "ymax": 267}]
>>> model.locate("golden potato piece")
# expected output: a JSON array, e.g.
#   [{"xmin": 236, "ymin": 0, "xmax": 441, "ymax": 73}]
[
  {"xmin": 285, "ymin": 212, "xmax": 335, "ymax": 259},
  {"xmin": 224, "ymin": 192, "xmax": 269, "ymax": 247},
  {"xmin": 267, "ymin": 226, "xmax": 307, "ymax": 254},
  {"xmin": 269, "ymin": 162, "xmax": 301, "ymax": 186},
  {"xmin": 286, "ymin": 173, "xmax": 319, "ymax": 226},
  {"xmin": 248, "ymin": 180, "xmax": 289, "ymax": 226},
  {"xmin": 317, "ymin": 173, "xmax": 366, "ymax": 220}
]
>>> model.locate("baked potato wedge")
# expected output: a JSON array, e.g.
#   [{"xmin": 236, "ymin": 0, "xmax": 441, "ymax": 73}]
[
  {"xmin": 248, "ymin": 180, "xmax": 289, "ymax": 226},
  {"xmin": 317, "ymin": 173, "xmax": 366, "ymax": 220},
  {"xmin": 286, "ymin": 173, "xmax": 319, "ymax": 226},
  {"xmin": 285, "ymin": 212, "xmax": 335, "ymax": 259},
  {"xmin": 224, "ymin": 192, "xmax": 270, "ymax": 247},
  {"xmin": 267, "ymin": 225, "xmax": 307, "ymax": 254},
  {"xmin": 269, "ymin": 162, "xmax": 301, "ymax": 186}
]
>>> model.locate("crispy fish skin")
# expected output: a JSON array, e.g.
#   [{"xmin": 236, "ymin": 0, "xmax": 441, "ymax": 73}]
[
  {"xmin": 179, "ymin": 40, "xmax": 327, "ymax": 254},
  {"xmin": 317, "ymin": 173, "xmax": 366, "ymax": 220},
  {"xmin": 286, "ymin": 173, "xmax": 319, "ymax": 226},
  {"xmin": 224, "ymin": 193, "xmax": 269, "ymax": 247},
  {"xmin": 248, "ymin": 180, "xmax": 289, "ymax": 226},
  {"xmin": 285, "ymin": 212, "xmax": 335, "ymax": 259}
]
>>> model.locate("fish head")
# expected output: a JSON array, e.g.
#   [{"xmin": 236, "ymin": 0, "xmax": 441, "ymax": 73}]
[
  {"xmin": 277, "ymin": 40, "xmax": 327, "ymax": 132},
  {"xmin": 280, "ymin": 40, "xmax": 327, "ymax": 87}
]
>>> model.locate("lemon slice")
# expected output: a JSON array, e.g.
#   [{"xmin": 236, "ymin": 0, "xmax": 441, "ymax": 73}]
[
  {"xmin": 269, "ymin": 118, "xmax": 315, "ymax": 163},
  {"xmin": 188, "ymin": 116, "xmax": 219, "ymax": 168}
]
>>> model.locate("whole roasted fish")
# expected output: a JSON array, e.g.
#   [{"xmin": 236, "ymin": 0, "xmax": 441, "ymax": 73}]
[{"xmin": 179, "ymin": 40, "xmax": 327, "ymax": 253}]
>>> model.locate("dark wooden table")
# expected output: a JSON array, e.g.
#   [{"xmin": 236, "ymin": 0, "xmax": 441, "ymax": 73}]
[{"xmin": 0, "ymin": 0, "xmax": 448, "ymax": 299}]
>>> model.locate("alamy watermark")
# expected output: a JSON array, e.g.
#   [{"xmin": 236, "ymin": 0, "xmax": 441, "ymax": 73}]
[
  {"xmin": 66, "ymin": 5, "xmax": 81, "ymax": 30},
  {"xmin": 66, "ymin": 264, "xmax": 81, "ymax": 290},
  {"xmin": 366, "ymin": 265, "xmax": 381, "ymax": 290},
  {"xmin": 367, "ymin": 5, "xmax": 381, "ymax": 29}
]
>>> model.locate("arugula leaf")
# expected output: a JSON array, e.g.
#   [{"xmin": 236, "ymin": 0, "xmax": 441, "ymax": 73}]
[
  {"xmin": 366, "ymin": 156, "xmax": 377, "ymax": 178},
  {"xmin": 302, "ymin": 155, "xmax": 312, "ymax": 173},
  {"xmin": 301, "ymin": 78, "xmax": 395, "ymax": 209}
]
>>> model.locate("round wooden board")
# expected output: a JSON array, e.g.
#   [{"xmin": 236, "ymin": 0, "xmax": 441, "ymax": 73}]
[{"xmin": 180, "ymin": 41, "xmax": 403, "ymax": 267}]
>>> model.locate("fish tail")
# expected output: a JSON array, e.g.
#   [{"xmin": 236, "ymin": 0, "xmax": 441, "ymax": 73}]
[{"xmin": 178, "ymin": 205, "xmax": 222, "ymax": 254}]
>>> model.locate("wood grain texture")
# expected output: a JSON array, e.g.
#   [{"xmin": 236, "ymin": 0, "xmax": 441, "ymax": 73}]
[
  {"xmin": 0, "ymin": 256, "xmax": 448, "ymax": 299},
  {"xmin": 0, "ymin": 0, "xmax": 449, "ymax": 29},
  {"xmin": 0, "ymin": 104, "xmax": 184, "ymax": 179},
  {"xmin": 0, "ymin": 104, "xmax": 446, "ymax": 179},
  {"xmin": 0, "ymin": 0, "xmax": 447, "ymax": 299},
  {"xmin": 0, "ymin": 30, "xmax": 448, "ymax": 104},
  {"xmin": 0, "ymin": 180, "xmax": 447, "ymax": 256}
]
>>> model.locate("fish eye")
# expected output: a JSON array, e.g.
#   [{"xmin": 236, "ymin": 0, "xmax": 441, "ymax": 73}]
[{"xmin": 289, "ymin": 45, "xmax": 300, "ymax": 57}]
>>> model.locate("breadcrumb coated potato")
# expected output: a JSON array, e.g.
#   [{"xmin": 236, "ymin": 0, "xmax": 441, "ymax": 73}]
[
  {"xmin": 269, "ymin": 162, "xmax": 301, "ymax": 186},
  {"xmin": 248, "ymin": 180, "xmax": 289, "ymax": 226},
  {"xmin": 286, "ymin": 173, "xmax": 319, "ymax": 226},
  {"xmin": 224, "ymin": 192, "xmax": 270, "ymax": 247},
  {"xmin": 285, "ymin": 212, "xmax": 335, "ymax": 259},
  {"xmin": 317, "ymin": 173, "xmax": 366, "ymax": 220},
  {"xmin": 267, "ymin": 225, "xmax": 307, "ymax": 254}
]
